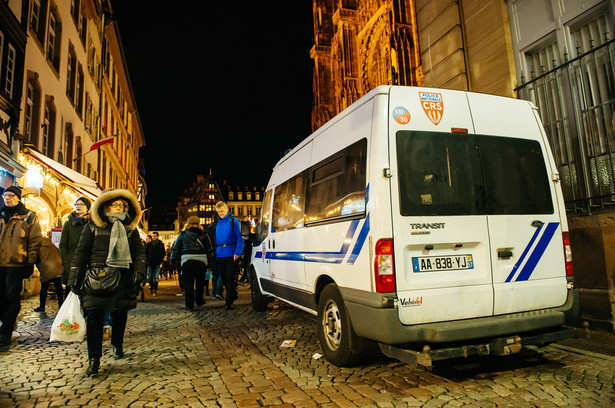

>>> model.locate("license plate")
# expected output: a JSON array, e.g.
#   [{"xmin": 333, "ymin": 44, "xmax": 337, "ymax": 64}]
[{"xmin": 412, "ymin": 254, "xmax": 474, "ymax": 272}]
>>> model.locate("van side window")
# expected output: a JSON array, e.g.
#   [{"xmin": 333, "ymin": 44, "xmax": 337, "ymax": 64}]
[
  {"xmin": 479, "ymin": 136, "xmax": 553, "ymax": 214},
  {"xmin": 272, "ymin": 172, "xmax": 307, "ymax": 232},
  {"xmin": 306, "ymin": 138, "xmax": 367, "ymax": 223},
  {"xmin": 254, "ymin": 189, "xmax": 273, "ymax": 246}
]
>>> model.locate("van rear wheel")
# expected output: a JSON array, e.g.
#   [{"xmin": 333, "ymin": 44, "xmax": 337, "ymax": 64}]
[
  {"xmin": 249, "ymin": 268, "xmax": 269, "ymax": 312},
  {"xmin": 317, "ymin": 283, "xmax": 360, "ymax": 366}
]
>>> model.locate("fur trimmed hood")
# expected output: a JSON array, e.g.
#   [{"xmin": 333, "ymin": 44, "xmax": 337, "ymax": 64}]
[{"xmin": 91, "ymin": 189, "xmax": 142, "ymax": 230}]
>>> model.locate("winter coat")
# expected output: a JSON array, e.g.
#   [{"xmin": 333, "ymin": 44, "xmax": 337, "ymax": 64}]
[
  {"xmin": 67, "ymin": 189, "xmax": 145, "ymax": 312},
  {"xmin": 59, "ymin": 212, "xmax": 90, "ymax": 284},
  {"xmin": 0, "ymin": 202, "xmax": 43, "ymax": 267},
  {"xmin": 215, "ymin": 213, "xmax": 244, "ymax": 258},
  {"xmin": 145, "ymin": 239, "xmax": 166, "ymax": 266},
  {"xmin": 171, "ymin": 227, "xmax": 214, "ymax": 263},
  {"xmin": 36, "ymin": 237, "xmax": 63, "ymax": 283}
]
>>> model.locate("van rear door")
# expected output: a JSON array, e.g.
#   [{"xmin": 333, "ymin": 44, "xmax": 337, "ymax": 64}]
[
  {"xmin": 388, "ymin": 87, "xmax": 494, "ymax": 325},
  {"xmin": 467, "ymin": 93, "xmax": 568, "ymax": 315}
]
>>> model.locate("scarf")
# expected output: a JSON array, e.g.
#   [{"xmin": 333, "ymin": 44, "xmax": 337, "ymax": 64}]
[{"xmin": 105, "ymin": 212, "xmax": 132, "ymax": 268}]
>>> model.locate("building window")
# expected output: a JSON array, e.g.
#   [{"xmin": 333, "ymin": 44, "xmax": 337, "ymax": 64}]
[
  {"xmin": 47, "ymin": 8, "xmax": 61, "ymax": 70},
  {"xmin": 228, "ymin": 191, "xmax": 234, "ymax": 200},
  {"xmin": 0, "ymin": 32, "xmax": 3, "ymax": 75},
  {"xmin": 42, "ymin": 101, "xmax": 56, "ymax": 157},
  {"xmin": 247, "ymin": 192, "xmax": 252, "ymax": 201},
  {"xmin": 237, "ymin": 206, "xmax": 244, "ymax": 216},
  {"xmin": 4, "ymin": 44, "xmax": 15, "ymax": 98},
  {"xmin": 25, "ymin": 79, "xmax": 41, "ymax": 146},
  {"xmin": 238, "ymin": 192, "xmax": 243, "ymax": 200},
  {"xmin": 199, "ymin": 204, "xmax": 206, "ymax": 211}
]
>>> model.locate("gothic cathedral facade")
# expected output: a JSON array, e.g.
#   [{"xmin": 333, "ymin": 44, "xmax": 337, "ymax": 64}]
[{"xmin": 311, "ymin": 0, "xmax": 422, "ymax": 131}]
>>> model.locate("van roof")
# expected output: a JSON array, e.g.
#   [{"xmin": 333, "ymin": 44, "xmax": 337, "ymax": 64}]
[{"xmin": 273, "ymin": 86, "xmax": 537, "ymax": 170}]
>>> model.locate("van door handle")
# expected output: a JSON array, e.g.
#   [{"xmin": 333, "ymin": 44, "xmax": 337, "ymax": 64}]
[
  {"xmin": 272, "ymin": 239, "xmax": 275, "ymax": 250},
  {"xmin": 498, "ymin": 250, "xmax": 513, "ymax": 259}
]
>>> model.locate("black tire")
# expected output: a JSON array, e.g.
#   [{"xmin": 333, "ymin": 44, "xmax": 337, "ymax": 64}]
[
  {"xmin": 317, "ymin": 283, "xmax": 360, "ymax": 367},
  {"xmin": 249, "ymin": 268, "xmax": 269, "ymax": 312}
]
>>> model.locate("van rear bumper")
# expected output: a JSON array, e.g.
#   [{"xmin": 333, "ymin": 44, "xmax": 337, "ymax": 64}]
[{"xmin": 341, "ymin": 287, "xmax": 579, "ymax": 345}]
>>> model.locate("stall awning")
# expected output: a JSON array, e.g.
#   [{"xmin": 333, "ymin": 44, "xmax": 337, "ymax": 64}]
[{"xmin": 25, "ymin": 149, "xmax": 101, "ymax": 198}]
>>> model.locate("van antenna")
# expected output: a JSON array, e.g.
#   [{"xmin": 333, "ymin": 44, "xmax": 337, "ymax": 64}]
[{"xmin": 428, "ymin": 34, "xmax": 435, "ymax": 87}]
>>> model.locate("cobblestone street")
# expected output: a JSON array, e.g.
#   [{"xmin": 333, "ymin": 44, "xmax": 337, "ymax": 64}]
[{"xmin": 1, "ymin": 278, "xmax": 614, "ymax": 408}]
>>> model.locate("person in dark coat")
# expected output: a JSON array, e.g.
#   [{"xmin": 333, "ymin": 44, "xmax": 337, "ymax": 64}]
[
  {"xmin": 0, "ymin": 186, "xmax": 43, "ymax": 347},
  {"xmin": 171, "ymin": 216, "xmax": 214, "ymax": 310},
  {"xmin": 67, "ymin": 189, "xmax": 145, "ymax": 375},
  {"xmin": 144, "ymin": 231, "xmax": 165, "ymax": 295},
  {"xmin": 59, "ymin": 197, "xmax": 91, "ymax": 297}
]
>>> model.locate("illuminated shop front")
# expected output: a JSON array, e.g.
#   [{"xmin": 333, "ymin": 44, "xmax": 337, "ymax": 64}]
[
  {"xmin": 18, "ymin": 148, "xmax": 100, "ymax": 233},
  {"xmin": 16, "ymin": 148, "xmax": 100, "ymax": 296}
]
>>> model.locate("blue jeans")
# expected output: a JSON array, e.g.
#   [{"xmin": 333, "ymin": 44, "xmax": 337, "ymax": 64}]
[
  {"xmin": 211, "ymin": 263, "xmax": 223, "ymax": 298},
  {"xmin": 147, "ymin": 264, "xmax": 161, "ymax": 291}
]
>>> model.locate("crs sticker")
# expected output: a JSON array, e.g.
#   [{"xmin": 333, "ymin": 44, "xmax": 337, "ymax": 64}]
[
  {"xmin": 420, "ymin": 92, "xmax": 443, "ymax": 125},
  {"xmin": 392, "ymin": 106, "xmax": 411, "ymax": 125}
]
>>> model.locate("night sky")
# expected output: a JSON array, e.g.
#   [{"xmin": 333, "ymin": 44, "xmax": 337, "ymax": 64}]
[{"xmin": 111, "ymin": 3, "xmax": 314, "ymax": 219}]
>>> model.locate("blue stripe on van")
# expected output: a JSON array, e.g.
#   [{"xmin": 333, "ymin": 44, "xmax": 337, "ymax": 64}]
[
  {"xmin": 514, "ymin": 222, "xmax": 559, "ymax": 282},
  {"xmin": 505, "ymin": 222, "xmax": 559, "ymax": 283},
  {"xmin": 347, "ymin": 213, "xmax": 370, "ymax": 265},
  {"xmin": 505, "ymin": 226, "xmax": 542, "ymax": 282}
]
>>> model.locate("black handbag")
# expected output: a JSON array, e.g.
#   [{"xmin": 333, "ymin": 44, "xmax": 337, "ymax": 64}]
[{"xmin": 83, "ymin": 265, "xmax": 121, "ymax": 297}]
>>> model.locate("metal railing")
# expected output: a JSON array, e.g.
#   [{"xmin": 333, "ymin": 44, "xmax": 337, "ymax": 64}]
[{"xmin": 516, "ymin": 39, "xmax": 615, "ymax": 214}]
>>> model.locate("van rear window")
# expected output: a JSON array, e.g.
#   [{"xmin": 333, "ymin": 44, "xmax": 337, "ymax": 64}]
[{"xmin": 396, "ymin": 131, "xmax": 553, "ymax": 216}]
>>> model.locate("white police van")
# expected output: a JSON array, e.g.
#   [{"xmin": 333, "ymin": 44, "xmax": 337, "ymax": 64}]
[{"xmin": 249, "ymin": 85, "xmax": 578, "ymax": 367}]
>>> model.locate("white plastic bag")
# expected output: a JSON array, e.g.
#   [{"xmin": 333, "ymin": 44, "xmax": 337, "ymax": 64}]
[{"xmin": 50, "ymin": 292, "xmax": 86, "ymax": 342}]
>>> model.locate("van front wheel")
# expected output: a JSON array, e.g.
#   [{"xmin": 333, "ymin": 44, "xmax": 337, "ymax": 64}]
[
  {"xmin": 317, "ymin": 283, "xmax": 359, "ymax": 366},
  {"xmin": 249, "ymin": 268, "xmax": 269, "ymax": 312}
]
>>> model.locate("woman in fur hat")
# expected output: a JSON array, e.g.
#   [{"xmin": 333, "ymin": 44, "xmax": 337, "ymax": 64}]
[{"xmin": 67, "ymin": 189, "xmax": 146, "ymax": 375}]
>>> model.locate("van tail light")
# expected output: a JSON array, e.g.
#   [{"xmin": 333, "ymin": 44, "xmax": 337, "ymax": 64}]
[
  {"xmin": 562, "ymin": 232, "xmax": 573, "ymax": 278},
  {"xmin": 375, "ymin": 238, "xmax": 395, "ymax": 293}
]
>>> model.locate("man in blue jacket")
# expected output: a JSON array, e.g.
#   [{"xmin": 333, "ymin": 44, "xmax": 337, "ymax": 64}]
[{"xmin": 214, "ymin": 201, "xmax": 244, "ymax": 310}]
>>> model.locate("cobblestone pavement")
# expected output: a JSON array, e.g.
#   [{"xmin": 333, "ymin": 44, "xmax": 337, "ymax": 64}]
[{"xmin": 1, "ymin": 278, "xmax": 614, "ymax": 407}]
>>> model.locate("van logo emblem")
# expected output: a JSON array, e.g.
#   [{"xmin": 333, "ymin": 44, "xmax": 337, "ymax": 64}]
[
  {"xmin": 392, "ymin": 106, "xmax": 411, "ymax": 125},
  {"xmin": 420, "ymin": 92, "xmax": 443, "ymax": 125}
]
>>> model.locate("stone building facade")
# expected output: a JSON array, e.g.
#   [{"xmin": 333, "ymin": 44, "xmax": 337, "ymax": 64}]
[{"xmin": 17, "ymin": 0, "xmax": 145, "ymax": 234}]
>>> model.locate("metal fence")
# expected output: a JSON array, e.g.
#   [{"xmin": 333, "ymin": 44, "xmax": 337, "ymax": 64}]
[{"xmin": 516, "ymin": 39, "xmax": 615, "ymax": 214}]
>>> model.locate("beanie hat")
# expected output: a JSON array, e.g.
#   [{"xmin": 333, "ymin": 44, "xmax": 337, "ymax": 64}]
[
  {"xmin": 4, "ymin": 186, "xmax": 22, "ymax": 199},
  {"xmin": 75, "ymin": 196, "xmax": 91, "ymax": 210}
]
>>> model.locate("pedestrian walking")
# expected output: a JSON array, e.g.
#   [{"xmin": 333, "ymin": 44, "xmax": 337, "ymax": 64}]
[
  {"xmin": 67, "ymin": 189, "xmax": 145, "ymax": 375},
  {"xmin": 171, "ymin": 216, "xmax": 214, "ymax": 310},
  {"xmin": 161, "ymin": 243, "xmax": 171, "ymax": 279},
  {"xmin": 214, "ymin": 202, "xmax": 243, "ymax": 310},
  {"xmin": 145, "ymin": 231, "xmax": 165, "ymax": 296},
  {"xmin": 205, "ymin": 220, "xmax": 223, "ymax": 300},
  {"xmin": 34, "ymin": 236, "xmax": 64, "ymax": 312},
  {"xmin": 0, "ymin": 186, "xmax": 43, "ymax": 347},
  {"xmin": 59, "ymin": 197, "xmax": 91, "ymax": 298}
]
